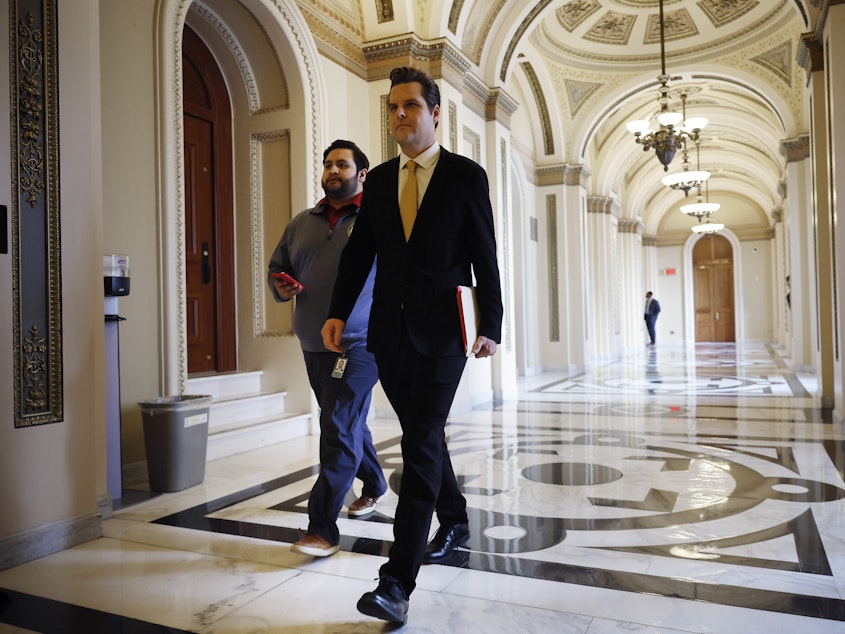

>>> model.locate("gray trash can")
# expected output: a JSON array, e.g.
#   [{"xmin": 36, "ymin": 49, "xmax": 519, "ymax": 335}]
[{"xmin": 139, "ymin": 395, "xmax": 212, "ymax": 492}]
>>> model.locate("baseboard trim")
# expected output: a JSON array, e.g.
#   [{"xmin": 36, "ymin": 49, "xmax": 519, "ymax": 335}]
[{"xmin": 0, "ymin": 512, "xmax": 102, "ymax": 571}]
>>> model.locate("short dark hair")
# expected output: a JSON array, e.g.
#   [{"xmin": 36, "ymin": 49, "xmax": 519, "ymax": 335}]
[
  {"xmin": 389, "ymin": 66, "xmax": 441, "ymax": 114},
  {"xmin": 323, "ymin": 139, "xmax": 369, "ymax": 173}
]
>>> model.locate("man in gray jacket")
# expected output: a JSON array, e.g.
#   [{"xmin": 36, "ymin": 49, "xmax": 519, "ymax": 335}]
[{"xmin": 268, "ymin": 139, "xmax": 386, "ymax": 557}]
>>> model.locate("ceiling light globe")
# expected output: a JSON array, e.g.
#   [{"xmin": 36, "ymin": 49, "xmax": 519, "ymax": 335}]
[
  {"xmin": 661, "ymin": 170, "xmax": 711, "ymax": 189},
  {"xmin": 626, "ymin": 120, "xmax": 650, "ymax": 135},
  {"xmin": 691, "ymin": 221, "xmax": 725, "ymax": 234},
  {"xmin": 680, "ymin": 202, "xmax": 720, "ymax": 215},
  {"xmin": 657, "ymin": 111, "xmax": 683, "ymax": 127},
  {"xmin": 684, "ymin": 116, "xmax": 708, "ymax": 131}
]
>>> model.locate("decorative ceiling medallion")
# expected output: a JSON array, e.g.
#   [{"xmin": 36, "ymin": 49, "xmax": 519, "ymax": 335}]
[
  {"xmin": 752, "ymin": 41, "xmax": 792, "ymax": 85},
  {"xmin": 565, "ymin": 79, "xmax": 603, "ymax": 115},
  {"xmin": 698, "ymin": 0, "xmax": 759, "ymax": 28},
  {"xmin": 556, "ymin": 0, "xmax": 601, "ymax": 32},
  {"xmin": 584, "ymin": 11, "xmax": 636, "ymax": 45},
  {"xmin": 644, "ymin": 8, "xmax": 697, "ymax": 44}
]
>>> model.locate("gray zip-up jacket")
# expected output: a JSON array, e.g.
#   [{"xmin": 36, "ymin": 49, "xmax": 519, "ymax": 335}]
[{"xmin": 268, "ymin": 202, "xmax": 375, "ymax": 352}]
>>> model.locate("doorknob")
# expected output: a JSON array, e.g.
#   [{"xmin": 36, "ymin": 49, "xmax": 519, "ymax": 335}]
[
  {"xmin": 715, "ymin": 311, "xmax": 719, "ymax": 321},
  {"xmin": 201, "ymin": 241, "xmax": 211, "ymax": 284}
]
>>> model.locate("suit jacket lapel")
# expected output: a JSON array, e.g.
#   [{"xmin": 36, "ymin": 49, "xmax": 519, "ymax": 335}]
[{"xmin": 413, "ymin": 148, "xmax": 450, "ymax": 231}]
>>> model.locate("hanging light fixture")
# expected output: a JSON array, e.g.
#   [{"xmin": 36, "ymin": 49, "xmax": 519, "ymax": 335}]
[
  {"xmin": 663, "ymin": 134, "xmax": 710, "ymax": 196},
  {"xmin": 691, "ymin": 218, "xmax": 725, "ymax": 234},
  {"xmin": 626, "ymin": 0, "xmax": 708, "ymax": 172},
  {"xmin": 680, "ymin": 198, "xmax": 719, "ymax": 217},
  {"xmin": 682, "ymin": 175, "xmax": 723, "ymax": 234}
]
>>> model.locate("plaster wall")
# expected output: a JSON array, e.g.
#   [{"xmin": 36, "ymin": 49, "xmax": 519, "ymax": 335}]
[{"xmin": 0, "ymin": 0, "xmax": 105, "ymax": 549}]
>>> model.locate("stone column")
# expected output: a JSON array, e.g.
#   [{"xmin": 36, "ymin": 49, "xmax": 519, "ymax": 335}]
[
  {"xmin": 618, "ymin": 219, "xmax": 644, "ymax": 350},
  {"xmin": 586, "ymin": 196, "xmax": 620, "ymax": 358},
  {"xmin": 769, "ymin": 206, "xmax": 787, "ymax": 348},
  {"xmin": 822, "ymin": 2, "xmax": 845, "ymax": 419},
  {"xmin": 484, "ymin": 88, "xmax": 520, "ymax": 402},
  {"xmin": 535, "ymin": 164, "xmax": 592, "ymax": 372},
  {"xmin": 800, "ymin": 18, "xmax": 835, "ymax": 409},
  {"xmin": 780, "ymin": 138, "xmax": 814, "ymax": 372}
]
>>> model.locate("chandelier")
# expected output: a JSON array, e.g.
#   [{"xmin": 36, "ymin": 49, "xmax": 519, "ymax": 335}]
[{"xmin": 625, "ymin": 0, "xmax": 708, "ymax": 172}]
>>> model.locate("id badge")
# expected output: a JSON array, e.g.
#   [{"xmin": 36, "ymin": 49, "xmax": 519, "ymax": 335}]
[{"xmin": 331, "ymin": 352, "xmax": 348, "ymax": 379}]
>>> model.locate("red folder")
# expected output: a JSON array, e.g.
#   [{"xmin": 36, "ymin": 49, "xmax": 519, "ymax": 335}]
[{"xmin": 456, "ymin": 285, "xmax": 480, "ymax": 357}]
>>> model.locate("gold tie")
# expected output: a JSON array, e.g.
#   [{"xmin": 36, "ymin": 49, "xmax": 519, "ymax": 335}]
[{"xmin": 400, "ymin": 160, "xmax": 418, "ymax": 241}]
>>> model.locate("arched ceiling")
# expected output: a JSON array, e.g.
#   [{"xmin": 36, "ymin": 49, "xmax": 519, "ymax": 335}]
[
  {"xmin": 480, "ymin": 0, "xmax": 808, "ymax": 240},
  {"xmin": 516, "ymin": 0, "xmax": 798, "ymax": 70},
  {"xmin": 299, "ymin": 0, "xmax": 813, "ymax": 242}
]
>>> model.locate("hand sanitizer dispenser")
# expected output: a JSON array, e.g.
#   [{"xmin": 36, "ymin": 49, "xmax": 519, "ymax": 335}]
[{"xmin": 104, "ymin": 254, "xmax": 130, "ymax": 296}]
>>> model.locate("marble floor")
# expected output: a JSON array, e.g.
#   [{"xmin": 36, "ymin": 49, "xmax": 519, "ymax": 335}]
[{"xmin": 2, "ymin": 342, "xmax": 845, "ymax": 633}]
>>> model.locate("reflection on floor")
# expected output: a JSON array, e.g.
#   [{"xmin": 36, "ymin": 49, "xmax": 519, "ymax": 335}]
[{"xmin": 1, "ymin": 342, "xmax": 844, "ymax": 633}]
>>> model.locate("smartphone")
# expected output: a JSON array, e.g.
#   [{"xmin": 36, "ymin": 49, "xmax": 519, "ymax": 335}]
[{"xmin": 272, "ymin": 271, "xmax": 304, "ymax": 291}]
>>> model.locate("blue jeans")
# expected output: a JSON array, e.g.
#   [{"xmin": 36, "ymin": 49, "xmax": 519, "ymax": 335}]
[{"xmin": 302, "ymin": 346, "xmax": 387, "ymax": 545}]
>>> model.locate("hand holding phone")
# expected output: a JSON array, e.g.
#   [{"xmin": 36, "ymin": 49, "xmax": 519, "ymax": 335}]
[{"xmin": 272, "ymin": 271, "xmax": 304, "ymax": 291}]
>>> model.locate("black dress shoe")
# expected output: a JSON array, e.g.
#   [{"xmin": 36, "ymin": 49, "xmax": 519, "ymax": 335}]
[
  {"xmin": 423, "ymin": 522, "xmax": 470, "ymax": 563},
  {"xmin": 357, "ymin": 576, "xmax": 409, "ymax": 624}
]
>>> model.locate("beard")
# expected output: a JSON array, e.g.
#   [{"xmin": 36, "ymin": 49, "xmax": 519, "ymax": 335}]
[{"xmin": 322, "ymin": 177, "xmax": 357, "ymax": 200}]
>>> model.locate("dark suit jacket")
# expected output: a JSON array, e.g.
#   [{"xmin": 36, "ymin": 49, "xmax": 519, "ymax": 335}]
[
  {"xmin": 645, "ymin": 298, "xmax": 661, "ymax": 319},
  {"xmin": 328, "ymin": 147, "xmax": 503, "ymax": 358}
]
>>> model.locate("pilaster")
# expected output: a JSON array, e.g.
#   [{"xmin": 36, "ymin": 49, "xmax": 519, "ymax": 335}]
[
  {"xmin": 808, "ymin": 56, "xmax": 836, "ymax": 410},
  {"xmin": 824, "ymin": 2, "xmax": 845, "ymax": 419},
  {"xmin": 586, "ymin": 196, "xmax": 620, "ymax": 358},
  {"xmin": 618, "ymin": 219, "xmax": 645, "ymax": 349},
  {"xmin": 780, "ymin": 136, "xmax": 815, "ymax": 374}
]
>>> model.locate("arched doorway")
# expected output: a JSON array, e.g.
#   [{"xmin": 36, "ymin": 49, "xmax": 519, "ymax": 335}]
[
  {"xmin": 182, "ymin": 25, "xmax": 236, "ymax": 374},
  {"xmin": 692, "ymin": 234, "xmax": 735, "ymax": 342},
  {"xmin": 155, "ymin": 0, "xmax": 323, "ymax": 394}
]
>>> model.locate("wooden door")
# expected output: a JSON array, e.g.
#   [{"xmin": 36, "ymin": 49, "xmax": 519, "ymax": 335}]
[
  {"xmin": 692, "ymin": 235, "xmax": 735, "ymax": 342},
  {"xmin": 694, "ymin": 265, "xmax": 714, "ymax": 341},
  {"xmin": 182, "ymin": 27, "xmax": 235, "ymax": 374},
  {"xmin": 713, "ymin": 263, "xmax": 735, "ymax": 341}
]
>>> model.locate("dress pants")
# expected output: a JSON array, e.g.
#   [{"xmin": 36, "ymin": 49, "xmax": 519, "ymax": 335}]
[
  {"xmin": 375, "ymin": 324, "xmax": 468, "ymax": 597},
  {"xmin": 302, "ymin": 346, "xmax": 386, "ymax": 545},
  {"xmin": 645, "ymin": 315, "xmax": 657, "ymax": 344}
]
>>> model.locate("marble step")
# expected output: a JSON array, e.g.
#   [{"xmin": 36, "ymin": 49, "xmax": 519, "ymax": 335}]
[
  {"xmin": 185, "ymin": 371, "xmax": 311, "ymax": 461},
  {"xmin": 206, "ymin": 411, "xmax": 310, "ymax": 461},
  {"xmin": 208, "ymin": 391, "xmax": 289, "ymax": 428},
  {"xmin": 186, "ymin": 371, "xmax": 263, "ymax": 400}
]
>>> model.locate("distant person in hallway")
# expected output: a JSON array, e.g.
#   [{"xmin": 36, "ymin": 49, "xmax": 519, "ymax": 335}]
[
  {"xmin": 268, "ymin": 139, "xmax": 387, "ymax": 558},
  {"xmin": 321, "ymin": 67, "xmax": 503, "ymax": 625},
  {"xmin": 644, "ymin": 291, "xmax": 661, "ymax": 346}
]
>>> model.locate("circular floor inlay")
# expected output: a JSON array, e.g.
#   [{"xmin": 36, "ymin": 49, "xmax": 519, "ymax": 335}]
[
  {"xmin": 522, "ymin": 462, "xmax": 623, "ymax": 486},
  {"xmin": 483, "ymin": 525, "xmax": 528, "ymax": 540}
]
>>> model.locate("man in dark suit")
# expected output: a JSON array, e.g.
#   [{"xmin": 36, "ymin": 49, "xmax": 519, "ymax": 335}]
[
  {"xmin": 321, "ymin": 66, "xmax": 503, "ymax": 625},
  {"xmin": 644, "ymin": 291, "xmax": 661, "ymax": 346}
]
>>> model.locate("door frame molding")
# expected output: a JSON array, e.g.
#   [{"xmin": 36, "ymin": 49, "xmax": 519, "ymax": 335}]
[
  {"xmin": 153, "ymin": 0, "xmax": 322, "ymax": 394},
  {"xmin": 683, "ymin": 228, "xmax": 744, "ymax": 343}
]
